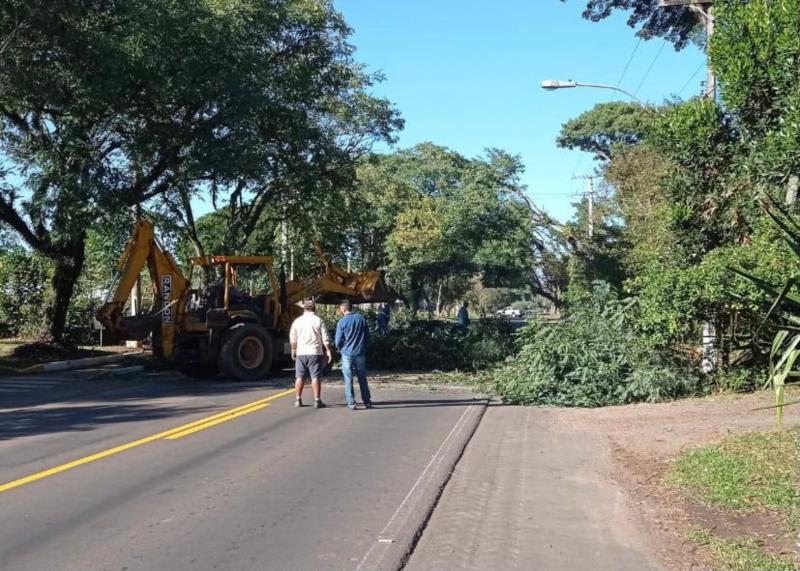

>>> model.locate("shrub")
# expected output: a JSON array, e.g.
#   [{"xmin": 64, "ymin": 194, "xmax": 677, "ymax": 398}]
[
  {"xmin": 489, "ymin": 282, "xmax": 701, "ymax": 406},
  {"xmin": 366, "ymin": 310, "xmax": 516, "ymax": 372},
  {"xmin": 0, "ymin": 249, "xmax": 52, "ymax": 338},
  {"xmin": 712, "ymin": 365, "xmax": 767, "ymax": 393}
]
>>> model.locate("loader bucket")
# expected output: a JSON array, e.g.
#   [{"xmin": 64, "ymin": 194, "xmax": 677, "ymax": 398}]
[
  {"xmin": 119, "ymin": 314, "xmax": 158, "ymax": 340},
  {"xmin": 351, "ymin": 270, "xmax": 397, "ymax": 304},
  {"xmin": 97, "ymin": 302, "xmax": 156, "ymax": 341},
  {"xmin": 313, "ymin": 270, "xmax": 397, "ymax": 305}
]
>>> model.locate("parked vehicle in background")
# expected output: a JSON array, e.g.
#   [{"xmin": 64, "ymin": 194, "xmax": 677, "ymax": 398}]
[{"xmin": 496, "ymin": 307, "xmax": 522, "ymax": 318}]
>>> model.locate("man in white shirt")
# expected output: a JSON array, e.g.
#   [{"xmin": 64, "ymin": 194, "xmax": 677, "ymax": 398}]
[{"xmin": 289, "ymin": 299, "xmax": 333, "ymax": 408}]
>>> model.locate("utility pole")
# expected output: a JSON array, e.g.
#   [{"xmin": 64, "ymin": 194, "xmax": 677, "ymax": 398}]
[
  {"xmin": 573, "ymin": 175, "xmax": 597, "ymax": 238},
  {"xmin": 659, "ymin": 0, "xmax": 715, "ymax": 99},
  {"xmin": 787, "ymin": 176, "xmax": 799, "ymax": 206},
  {"xmin": 661, "ymin": 1, "xmax": 717, "ymax": 371},
  {"xmin": 130, "ymin": 203, "xmax": 142, "ymax": 317}
]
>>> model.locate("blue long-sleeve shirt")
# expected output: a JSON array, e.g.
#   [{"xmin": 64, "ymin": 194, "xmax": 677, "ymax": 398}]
[{"xmin": 335, "ymin": 312, "xmax": 369, "ymax": 357}]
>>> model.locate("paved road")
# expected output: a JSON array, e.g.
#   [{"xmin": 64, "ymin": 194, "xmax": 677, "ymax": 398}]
[{"xmin": 0, "ymin": 373, "xmax": 482, "ymax": 571}]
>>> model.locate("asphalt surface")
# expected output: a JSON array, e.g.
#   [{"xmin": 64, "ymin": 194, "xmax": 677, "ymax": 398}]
[{"xmin": 0, "ymin": 372, "xmax": 483, "ymax": 571}]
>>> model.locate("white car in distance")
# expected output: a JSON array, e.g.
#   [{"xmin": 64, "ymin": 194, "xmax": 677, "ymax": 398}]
[{"xmin": 496, "ymin": 307, "xmax": 522, "ymax": 318}]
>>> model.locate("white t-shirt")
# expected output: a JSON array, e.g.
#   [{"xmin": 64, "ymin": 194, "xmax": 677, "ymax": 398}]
[{"xmin": 289, "ymin": 312, "xmax": 330, "ymax": 356}]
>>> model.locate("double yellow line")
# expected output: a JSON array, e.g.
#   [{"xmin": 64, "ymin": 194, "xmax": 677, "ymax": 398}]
[{"xmin": 0, "ymin": 388, "xmax": 295, "ymax": 494}]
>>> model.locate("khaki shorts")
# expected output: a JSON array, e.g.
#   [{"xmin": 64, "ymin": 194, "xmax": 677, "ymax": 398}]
[{"xmin": 295, "ymin": 354, "xmax": 325, "ymax": 380}]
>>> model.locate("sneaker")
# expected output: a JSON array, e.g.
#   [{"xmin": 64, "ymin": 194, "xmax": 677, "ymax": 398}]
[
  {"xmin": 347, "ymin": 404, "xmax": 357, "ymax": 410},
  {"xmin": 314, "ymin": 400, "xmax": 326, "ymax": 409},
  {"xmin": 295, "ymin": 398, "xmax": 303, "ymax": 408},
  {"xmin": 364, "ymin": 402, "xmax": 373, "ymax": 409}
]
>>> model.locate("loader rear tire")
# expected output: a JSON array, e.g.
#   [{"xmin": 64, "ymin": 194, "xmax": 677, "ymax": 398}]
[{"xmin": 219, "ymin": 324, "xmax": 273, "ymax": 382}]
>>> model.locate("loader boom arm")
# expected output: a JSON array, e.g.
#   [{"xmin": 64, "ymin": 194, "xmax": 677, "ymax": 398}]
[
  {"xmin": 295, "ymin": 240, "xmax": 395, "ymax": 305},
  {"xmin": 97, "ymin": 220, "xmax": 189, "ymax": 358}
]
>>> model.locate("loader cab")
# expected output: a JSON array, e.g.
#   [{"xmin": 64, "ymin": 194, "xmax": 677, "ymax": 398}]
[
  {"xmin": 188, "ymin": 255, "xmax": 283, "ymax": 331},
  {"xmin": 177, "ymin": 255, "xmax": 287, "ymax": 381}
]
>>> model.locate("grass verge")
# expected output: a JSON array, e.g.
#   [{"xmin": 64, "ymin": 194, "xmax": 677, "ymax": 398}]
[
  {"xmin": 668, "ymin": 428, "xmax": 800, "ymax": 514},
  {"xmin": 684, "ymin": 526, "xmax": 797, "ymax": 571},
  {"xmin": 0, "ymin": 340, "xmax": 34, "ymax": 372},
  {"xmin": 671, "ymin": 429, "xmax": 800, "ymax": 570}
]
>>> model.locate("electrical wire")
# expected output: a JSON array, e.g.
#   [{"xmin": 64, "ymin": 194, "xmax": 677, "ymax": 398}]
[
  {"xmin": 615, "ymin": 37, "xmax": 642, "ymax": 89},
  {"xmin": 678, "ymin": 61, "xmax": 705, "ymax": 97},
  {"xmin": 634, "ymin": 38, "xmax": 667, "ymax": 96},
  {"xmin": 533, "ymin": 192, "xmax": 582, "ymax": 197}
]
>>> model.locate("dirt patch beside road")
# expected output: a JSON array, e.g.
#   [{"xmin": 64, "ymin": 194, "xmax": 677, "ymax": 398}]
[{"xmin": 543, "ymin": 389, "xmax": 800, "ymax": 570}]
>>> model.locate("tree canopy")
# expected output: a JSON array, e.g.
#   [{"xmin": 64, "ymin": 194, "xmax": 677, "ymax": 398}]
[
  {"xmin": 563, "ymin": 0, "xmax": 706, "ymax": 50},
  {"xmin": 557, "ymin": 101, "xmax": 650, "ymax": 161},
  {"xmin": 0, "ymin": 0, "xmax": 400, "ymax": 340}
]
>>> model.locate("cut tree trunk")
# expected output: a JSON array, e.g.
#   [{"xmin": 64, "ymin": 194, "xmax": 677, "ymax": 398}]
[{"xmin": 41, "ymin": 238, "xmax": 86, "ymax": 343}]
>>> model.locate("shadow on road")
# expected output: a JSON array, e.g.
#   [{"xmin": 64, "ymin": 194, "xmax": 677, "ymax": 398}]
[
  {"xmin": 0, "ymin": 372, "xmax": 297, "ymax": 439},
  {"xmin": 0, "ymin": 402, "xmax": 217, "ymax": 440},
  {"xmin": 0, "ymin": 373, "xmax": 294, "ymax": 411}
]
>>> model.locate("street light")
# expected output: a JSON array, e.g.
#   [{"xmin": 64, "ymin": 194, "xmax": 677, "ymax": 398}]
[{"xmin": 540, "ymin": 79, "xmax": 645, "ymax": 106}]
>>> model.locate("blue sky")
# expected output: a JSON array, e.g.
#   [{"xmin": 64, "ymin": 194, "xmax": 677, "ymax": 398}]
[{"xmin": 334, "ymin": 0, "xmax": 707, "ymax": 221}]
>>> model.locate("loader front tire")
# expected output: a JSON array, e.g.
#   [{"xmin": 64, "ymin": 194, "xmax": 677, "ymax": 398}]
[{"xmin": 219, "ymin": 324, "xmax": 273, "ymax": 381}]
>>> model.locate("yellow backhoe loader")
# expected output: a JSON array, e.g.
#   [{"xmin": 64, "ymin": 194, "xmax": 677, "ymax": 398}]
[{"xmin": 96, "ymin": 220, "xmax": 394, "ymax": 381}]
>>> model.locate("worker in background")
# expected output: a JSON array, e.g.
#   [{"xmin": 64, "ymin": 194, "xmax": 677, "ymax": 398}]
[
  {"xmin": 376, "ymin": 303, "xmax": 390, "ymax": 334},
  {"xmin": 290, "ymin": 299, "xmax": 332, "ymax": 409},
  {"xmin": 457, "ymin": 300, "xmax": 470, "ymax": 327},
  {"xmin": 335, "ymin": 299, "xmax": 372, "ymax": 410}
]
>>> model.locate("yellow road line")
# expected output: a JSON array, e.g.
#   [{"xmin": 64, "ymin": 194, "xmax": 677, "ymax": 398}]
[
  {"xmin": 0, "ymin": 388, "xmax": 295, "ymax": 494},
  {"xmin": 165, "ymin": 403, "xmax": 270, "ymax": 439}
]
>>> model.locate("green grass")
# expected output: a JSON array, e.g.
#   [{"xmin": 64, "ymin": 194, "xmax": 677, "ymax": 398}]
[
  {"xmin": 685, "ymin": 526, "xmax": 798, "ymax": 571},
  {"xmin": 0, "ymin": 340, "xmax": 32, "ymax": 373},
  {"xmin": 668, "ymin": 428, "xmax": 800, "ymax": 513}
]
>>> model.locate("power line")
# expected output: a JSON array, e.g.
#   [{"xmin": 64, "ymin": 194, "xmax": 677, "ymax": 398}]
[
  {"xmin": 570, "ymin": 153, "xmax": 586, "ymax": 179},
  {"xmin": 615, "ymin": 37, "xmax": 642, "ymax": 89},
  {"xmin": 634, "ymin": 39, "xmax": 667, "ymax": 96},
  {"xmin": 678, "ymin": 61, "xmax": 705, "ymax": 97},
  {"xmin": 533, "ymin": 192, "xmax": 583, "ymax": 197}
]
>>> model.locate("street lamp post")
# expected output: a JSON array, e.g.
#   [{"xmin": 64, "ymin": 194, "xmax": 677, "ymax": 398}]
[
  {"xmin": 540, "ymin": 78, "xmax": 648, "ymax": 238},
  {"xmin": 540, "ymin": 79, "xmax": 646, "ymax": 106}
]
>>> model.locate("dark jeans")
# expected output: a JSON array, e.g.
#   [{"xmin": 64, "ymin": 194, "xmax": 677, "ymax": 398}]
[{"xmin": 341, "ymin": 353, "xmax": 371, "ymax": 407}]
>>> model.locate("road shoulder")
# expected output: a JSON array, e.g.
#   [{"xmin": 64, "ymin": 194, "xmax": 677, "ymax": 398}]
[{"xmin": 406, "ymin": 404, "xmax": 661, "ymax": 571}]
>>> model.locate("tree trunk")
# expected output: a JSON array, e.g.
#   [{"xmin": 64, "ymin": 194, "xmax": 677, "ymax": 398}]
[
  {"xmin": 42, "ymin": 238, "xmax": 86, "ymax": 343},
  {"xmin": 409, "ymin": 273, "xmax": 422, "ymax": 317},
  {"xmin": 436, "ymin": 280, "xmax": 443, "ymax": 316}
]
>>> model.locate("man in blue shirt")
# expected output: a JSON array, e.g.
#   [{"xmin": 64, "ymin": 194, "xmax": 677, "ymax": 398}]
[
  {"xmin": 335, "ymin": 299, "xmax": 372, "ymax": 410},
  {"xmin": 376, "ymin": 303, "xmax": 390, "ymax": 334},
  {"xmin": 457, "ymin": 300, "xmax": 470, "ymax": 327}
]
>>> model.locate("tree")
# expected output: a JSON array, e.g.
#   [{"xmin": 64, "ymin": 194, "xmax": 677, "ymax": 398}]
[
  {"xmin": 0, "ymin": 0, "xmax": 400, "ymax": 341},
  {"xmin": 557, "ymin": 102, "xmax": 650, "ymax": 161},
  {"xmin": 605, "ymin": 144, "xmax": 675, "ymax": 274},
  {"xmin": 563, "ymin": 0, "xmax": 706, "ymax": 50},
  {"xmin": 345, "ymin": 144, "xmax": 540, "ymax": 311},
  {"xmin": 710, "ymin": 0, "xmax": 800, "ymax": 190},
  {"xmin": 647, "ymin": 98, "xmax": 740, "ymax": 260}
]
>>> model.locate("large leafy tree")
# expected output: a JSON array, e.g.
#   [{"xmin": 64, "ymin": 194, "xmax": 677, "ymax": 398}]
[
  {"xmin": 612, "ymin": 0, "xmax": 800, "ymax": 352},
  {"xmin": 557, "ymin": 102, "xmax": 650, "ymax": 161},
  {"xmin": 0, "ymin": 0, "xmax": 399, "ymax": 341},
  {"xmin": 346, "ymin": 144, "xmax": 542, "ymax": 310},
  {"xmin": 563, "ymin": 0, "xmax": 706, "ymax": 50},
  {"xmin": 710, "ymin": 0, "xmax": 800, "ymax": 190}
]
